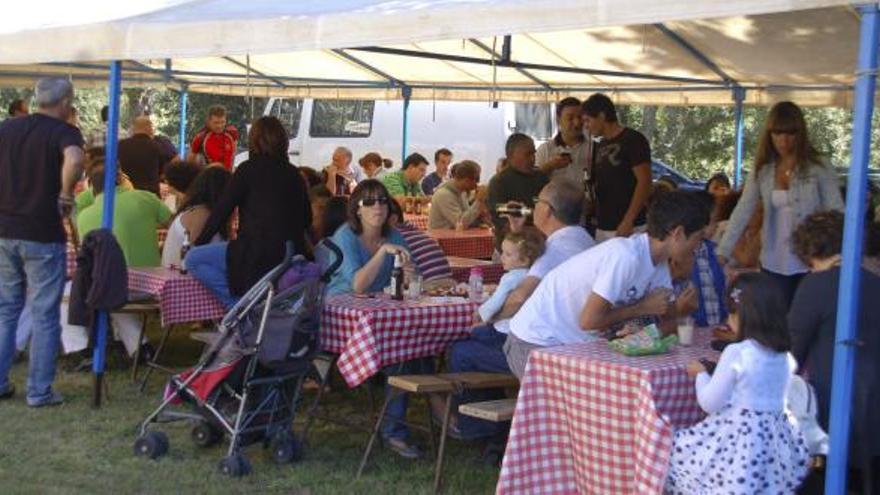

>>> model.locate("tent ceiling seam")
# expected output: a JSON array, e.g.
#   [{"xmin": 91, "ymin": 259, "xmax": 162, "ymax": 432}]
[
  {"xmin": 468, "ymin": 38, "xmax": 554, "ymax": 91},
  {"xmin": 348, "ymin": 46, "xmax": 725, "ymax": 86},
  {"xmin": 653, "ymin": 23, "xmax": 736, "ymax": 86},
  {"xmin": 221, "ymin": 56, "xmax": 288, "ymax": 88}
]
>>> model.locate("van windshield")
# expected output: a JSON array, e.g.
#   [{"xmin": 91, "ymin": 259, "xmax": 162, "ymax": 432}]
[
  {"xmin": 515, "ymin": 103, "xmax": 553, "ymax": 141},
  {"xmin": 271, "ymin": 99, "xmax": 304, "ymax": 138},
  {"xmin": 310, "ymin": 100, "xmax": 375, "ymax": 138}
]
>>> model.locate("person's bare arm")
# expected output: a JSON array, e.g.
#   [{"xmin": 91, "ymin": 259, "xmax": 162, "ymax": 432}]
[
  {"xmin": 59, "ymin": 145, "xmax": 85, "ymax": 216},
  {"xmin": 493, "ymin": 276, "xmax": 540, "ymax": 320},
  {"xmin": 579, "ymin": 287, "xmax": 671, "ymax": 331},
  {"xmin": 616, "ymin": 163, "xmax": 652, "ymax": 236},
  {"xmin": 61, "ymin": 145, "xmax": 85, "ymax": 196},
  {"xmin": 180, "ymin": 206, "xmax": 211, "ymax": 241}
]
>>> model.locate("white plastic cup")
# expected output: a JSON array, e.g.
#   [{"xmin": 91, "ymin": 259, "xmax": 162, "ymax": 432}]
[
  {"xmin": 677, "ymin": 317, "xmax": 695, "ymax": 346},
  {"xmin": 407, "ymin": 274, "xmax": 422, "ymax": 301}
]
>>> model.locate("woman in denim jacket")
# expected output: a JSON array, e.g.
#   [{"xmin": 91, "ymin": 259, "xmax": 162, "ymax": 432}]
[{"xmin": 718, "ymin": 101, "xmax": 843, "ymax": 306}]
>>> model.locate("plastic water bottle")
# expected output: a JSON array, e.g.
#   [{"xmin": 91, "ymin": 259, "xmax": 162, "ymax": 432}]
[{"xmin": 468, "ymin": 267, "xmax": 484, "ymax": 303}]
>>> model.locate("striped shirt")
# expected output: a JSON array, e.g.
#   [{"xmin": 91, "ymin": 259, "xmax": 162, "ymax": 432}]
[{"xmin": 398, "ymin": 222, "xmax": 453, "ymax": 281}]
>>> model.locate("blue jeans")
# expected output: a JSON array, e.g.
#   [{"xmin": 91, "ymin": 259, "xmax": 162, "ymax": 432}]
[
  {"xmin": 381, "ymin": 357, "xmax": 435, "ymax": 441},
  {"xmin": 0, "ymin": 239, "xmax": 65, "ymax": 402},
  {"xmin": 186, "ymin": 242, "xmax": 238, "ymax": 309},
  {"xmin": 447, "ymin": 324, "xmax": 512, "ymax": 438}
]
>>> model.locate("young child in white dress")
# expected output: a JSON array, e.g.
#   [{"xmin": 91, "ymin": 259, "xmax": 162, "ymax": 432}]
[{"xmin": 665, "ymin": 272, "xmax": 810, "ymax": 494}]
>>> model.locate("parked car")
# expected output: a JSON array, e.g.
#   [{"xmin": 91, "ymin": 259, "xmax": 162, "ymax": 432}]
[{"xmin": 651, "ymin": 160, "xmax": 705, "ymax": 191}]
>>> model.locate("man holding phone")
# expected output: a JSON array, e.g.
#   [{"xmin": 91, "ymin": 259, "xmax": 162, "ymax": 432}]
[{"xmin": 535, "ymin": 97, "xmax": 592, "ymax": 186}]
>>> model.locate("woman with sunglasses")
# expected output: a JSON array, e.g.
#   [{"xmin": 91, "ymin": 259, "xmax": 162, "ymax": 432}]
[
  {"xmin": 717, "ymin": 101, "xmax": 843, "ymax": 307},
  {"xmin": 324, "ymin": 180, "xmax": 430, "ymax": 459}
]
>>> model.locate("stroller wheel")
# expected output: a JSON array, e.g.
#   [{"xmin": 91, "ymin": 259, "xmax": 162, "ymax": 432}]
[
  {"xmin": 133, "ymin": 431, "xmax": 169, "ymax": 459},
  {"xmin": 191, "ymin": 422, "xmax": 222, "ymax": 448},
  {"xmin": 270, "ymin": 432, "xmax": 303, "ymax": 464},
  {"xmin": 219, "ymin": 453, "xmax": 252, "ymax": 477}
]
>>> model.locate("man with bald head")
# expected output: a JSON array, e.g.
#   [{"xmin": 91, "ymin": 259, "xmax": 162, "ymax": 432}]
[{"xmin": 118, "ymin": 115, "xmax": 163, "ymax": 196}]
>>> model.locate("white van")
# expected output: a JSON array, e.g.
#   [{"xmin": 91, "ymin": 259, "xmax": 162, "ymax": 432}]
[{"xmin": 236, "ymin": 98, "xmax": 554, "ymax": 184}]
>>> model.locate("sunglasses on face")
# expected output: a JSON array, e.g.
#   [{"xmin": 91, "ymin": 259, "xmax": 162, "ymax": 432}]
[
  {"xmin": 359, "ymin": 196, "xmax": 389, "ymax": 207},
  {"xmin": 770, "ymin": 129, "xmax": 797, "ymax": 136}
]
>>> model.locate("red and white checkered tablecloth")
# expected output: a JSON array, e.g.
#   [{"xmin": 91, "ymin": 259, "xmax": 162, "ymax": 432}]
[
  {"xmin": 321, "ymin": 293, "xmax": 476, "ymax": 387},
  {"xmin": 447, "ymin": 256, "xmax": 504, "ymax": 284},
  {"xmin": 427, "ymin": 228, "xmax": 495, "ymax": 259},
  {"xmin": 67, "ymin": 229, "xmax": 168, "ymax": 279},
  {"xmin": 128, "ymin": 267, "xmax": 226, "ymax": 327},
  {"xmin": 403, "ymin": 214, "xmax": 429, "ymax": 230},
  {"xmin": 497, "ymin": 330, "xmax": 719, "ymax": 495}
]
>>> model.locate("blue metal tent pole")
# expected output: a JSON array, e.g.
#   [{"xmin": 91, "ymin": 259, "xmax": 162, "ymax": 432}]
[
  {"xmin": 92, "ymin": 60, "xmax": 122, "ymax": 408},
  {"xmin": 178, "ymin": 88, "xmax": 188, "ymax": 159},
  {"xmin": 732, "ymin": 87, "xmax": 745, "ymax": 189},
  {"xmin": 401, "ymin": 86, "xmax": 412, "ymax": 164},
  {"xmin": 825, "ymin": 4, "xmax": 879, "ymax": 493}
]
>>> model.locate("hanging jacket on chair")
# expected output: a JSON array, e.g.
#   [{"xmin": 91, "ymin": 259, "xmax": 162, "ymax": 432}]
[{"xmin": 68, "ymin": 228, "xmax": 129, "ymax": 328}]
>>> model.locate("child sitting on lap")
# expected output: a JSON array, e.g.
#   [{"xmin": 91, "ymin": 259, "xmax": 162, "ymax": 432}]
[
  {"xmin": 476, "ymin": 228, "xmax": 544, "ymax": 332},
  {"xmin": 665, "ymin": 272, "xmax": 810, "ymax": 494}
]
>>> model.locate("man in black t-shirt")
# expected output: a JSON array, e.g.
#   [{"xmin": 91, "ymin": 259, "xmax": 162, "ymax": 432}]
[
  {"xmin": 0, "ymin": 78, "xmax": 85, "ymax": 408},
  {"xmin": 582, "ymin": 94, "xmax": 653, "ymax": 242},
  {"xmin": 119, "ymin": 116, "xmax": 163, "ymax": 196}
]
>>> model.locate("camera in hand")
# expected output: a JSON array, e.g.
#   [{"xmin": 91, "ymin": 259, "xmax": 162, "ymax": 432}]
[{"xmin": 496, "ymin": 203, "xmax": 533, "ymax": 218}]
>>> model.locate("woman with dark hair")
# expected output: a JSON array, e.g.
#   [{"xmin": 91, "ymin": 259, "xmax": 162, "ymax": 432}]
[
  {"xmin": 718, "ymin": 101, "xmax": 843, "ymax": 307},
  {"xmin": 666, "ymin": 272, "xmax": 809, "ymax": 493},
  {"xmin": 358, "ymin": 152, "xmax": 385, "ymax": 179},
  {"xmin": 322, "ymin": 180, "xmax": 430, "ymax": 459},
  {"xmin": 788, "ymin": 210, "xmax": 880, "ymax": 476},
  {"xmin": 705, "ymin": 172, "xmax": 731, "ymax": 199},
  {"xmin": 186, "ymin": 116, "xmax": 311, "ymax": 308},
  {"xmin": 161, "ymin": 165, "xmax": 232, "ymax": 269},
  {"xmin": 324, "ymin": 180, "xmax": 410, "ymax": 295},
  {"xmin": 162, "ymin": 160, "xmax": 204, "ymax": 211}
]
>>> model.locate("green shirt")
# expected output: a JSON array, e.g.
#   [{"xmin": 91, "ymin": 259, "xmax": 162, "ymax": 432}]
[
  {"xmin": 382, "ymin": 170, "xmax": 423, "ymax": 197},
  {"xmin": 76, "ymin": 187, "xmax": 172, "ymax": 267}
]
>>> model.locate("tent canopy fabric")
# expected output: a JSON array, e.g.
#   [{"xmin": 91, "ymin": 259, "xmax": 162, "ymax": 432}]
[{"xmin": 0, "ymin": 0, "xmax": 861, "ymax": 105}]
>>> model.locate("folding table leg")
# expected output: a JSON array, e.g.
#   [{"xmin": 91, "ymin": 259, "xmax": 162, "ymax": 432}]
[
  {"xmin": 356, "ymin": 389, "xmax": 398, "ymax": 480},
  {"xmin": 129, "ymin": 313, "xmax": 148, "ymax": 382},
  {"xmin": 433, "ymin": 393, "xmax": 454, "ymax": 494},
  {"xmin": 302, "ymin": 355, "xmax": 337, "ymax": 444},
  {"xmin": 425, "ymin": 398, "xmax": 438, "ymax": 461},
  {"xmin": 138, "ymin": 324, "xmax": 171, "ymax": 392}
]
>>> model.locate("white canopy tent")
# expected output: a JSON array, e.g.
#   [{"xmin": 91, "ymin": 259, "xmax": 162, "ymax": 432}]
[
  {"xmin": 0, "ymin": 2, "xmax": 875, "ymax": 493},
  {"xmin": 0, "ymin": 1, "xmax": 863, "ymax": 106}
]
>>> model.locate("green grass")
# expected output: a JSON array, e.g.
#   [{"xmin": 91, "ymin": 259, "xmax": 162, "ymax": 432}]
[{"xmin": 0, "ymin": 326, "xmax": 499, "ymax": 494}]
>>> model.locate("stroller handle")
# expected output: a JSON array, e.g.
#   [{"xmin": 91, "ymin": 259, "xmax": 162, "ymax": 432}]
[{"xmin": 318, "ymin": 239, "xmax": 343, "ymax": 283}]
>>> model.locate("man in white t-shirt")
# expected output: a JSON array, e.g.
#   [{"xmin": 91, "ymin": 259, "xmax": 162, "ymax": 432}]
[
  {"xmin": 439, "ymin": 178, "xmax": 594, "ymax": 440},
  {"xmin": 504, "ymin": 190, "xmax": 711, "ymax": 378}
]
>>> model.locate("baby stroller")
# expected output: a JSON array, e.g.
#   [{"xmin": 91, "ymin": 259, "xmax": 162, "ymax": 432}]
[{"xmin": 133, "ymin": 241, "xmax": 342, "ymax": 476}]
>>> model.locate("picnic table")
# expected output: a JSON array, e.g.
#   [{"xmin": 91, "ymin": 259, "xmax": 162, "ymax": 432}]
[
  {"xmin": 128, "ymin": 267, "xmax": 226, "ymax": 327},
  {"xmin": 446, "ymin": 256, "xmax": 504, "ymax": 284},
  {"xmin": 427, "ymin": 228, "xmax": 495, "ymax": 259},
  {"xmin": 320, "ymin": 293, "xmax": 477, "ymax": 387},
  {"xmin": 497, "ymin": 329, "xmax": 719, "ymax": 495}
]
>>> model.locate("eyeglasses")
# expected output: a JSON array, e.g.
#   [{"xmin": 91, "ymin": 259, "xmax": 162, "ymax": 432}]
[
  {"xmin": 770, "ymin": 129, "xmax": 797, "ymax": 136},
  {"xmin": 359, "ymin": 196, "xmax": 390, "ymax": 207},
  {"xmin": 532, "ymin": 197, "xmax": 554, "ymax": 210}
]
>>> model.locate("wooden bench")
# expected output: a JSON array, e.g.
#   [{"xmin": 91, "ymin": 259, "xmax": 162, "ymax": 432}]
[
  {"xmin": 358, "ymin": 372, "xmax": 518, "ymax": 493},
  {"xmin": 459, "ymin": 398, "xmax": 517, "ymax": 422}
]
